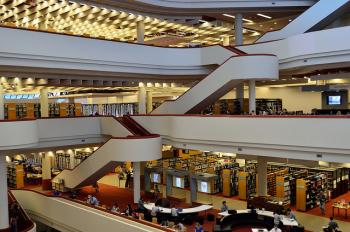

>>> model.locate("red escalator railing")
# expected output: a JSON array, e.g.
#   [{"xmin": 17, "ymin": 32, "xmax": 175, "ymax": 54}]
[
  {"xmin": 115, "ymin": 115, "xmax": 151, "ymax": 136},
  {"xmin": 8, "ymin": 191, "xmax": 35, "ymax": 232}
]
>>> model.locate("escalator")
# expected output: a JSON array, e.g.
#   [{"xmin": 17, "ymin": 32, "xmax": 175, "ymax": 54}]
[
  {"xmin": 152, "ymin": 50, "xmax": 278, "ymax": 114},
  {"xmin": 257, "ymin": 0, "xmax": 350, "ymax": 42},
  {"xmin": 52, "ymin": 117, "xmax": 161, "ymax": 190},
  {"xmin": 8, "ymin": 191, "xmax": 35, "ymax": 232}
]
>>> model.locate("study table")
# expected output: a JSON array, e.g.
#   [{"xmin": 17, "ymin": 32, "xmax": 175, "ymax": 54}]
[
  {"xmin": 144, "ymin": 203, "xmax": 213, "ymax": 214},
  {"xmin": 332, "ymin": 202, "xmax": 350, "ymax": 218}
]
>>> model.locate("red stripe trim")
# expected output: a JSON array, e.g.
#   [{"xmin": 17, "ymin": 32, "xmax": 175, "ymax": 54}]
[{"xmin": 134, "ymin": 114, "xmax": 350, "ymax": 119}]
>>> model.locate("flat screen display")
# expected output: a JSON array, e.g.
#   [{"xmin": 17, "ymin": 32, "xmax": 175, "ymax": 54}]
[
  {"xmin": 173, "ymin": 176, "xmax": 184, "ymax": 188},
  {"xmin": 197, "ymin": 181, "xmax": 210, "ymax": 193},
  {"xmin": 151, "ymin": 173, "xmax": 160, "ymax": 183},
  {"xmin": 328, "ymin": 95, "xmax": 341, "ymax": 105}
]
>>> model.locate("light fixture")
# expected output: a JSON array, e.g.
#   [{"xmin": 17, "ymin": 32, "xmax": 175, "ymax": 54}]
[
  {"xmin": 288, "ymin": 19, "xmax": 292, "ymax": 22},
  {"xmin": 198, "ymin": 19, "xmax": 208, "ymax": 23},
  {"xmin": 257, "ymin": 13, "xmax": 272, "ymax": 19},
  {"xmin": 222, "ymin": 14, "xmax": 253, "ymax": 23}
]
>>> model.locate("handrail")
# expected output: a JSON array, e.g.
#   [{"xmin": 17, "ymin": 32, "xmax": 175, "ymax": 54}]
[
  {"xmin": 8, "ymin": 191, "xmax": 35, "ymax": 232},
  {"xmin": 151, "ymin": 53, "xmax": 276, "ymax": 113},
  {"xmin": 134, "ymin": 114, "xmax": 350, "ymax": 119},
  {"xmin": 13, "ymin": 189, "xmax": 173, "ymax": 232}
]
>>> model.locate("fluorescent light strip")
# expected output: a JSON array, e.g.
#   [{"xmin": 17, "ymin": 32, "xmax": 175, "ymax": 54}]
[
  {"xmin": 222, "ymin": 14, "xmax": 253, "ymax": 23},
  {"xmin": 257, "ymin": 13, "xmax": 272, "ymax": 19},
  {"xmin": 198, "ymin": 19, "xmax": 208, "ymax": 23}
]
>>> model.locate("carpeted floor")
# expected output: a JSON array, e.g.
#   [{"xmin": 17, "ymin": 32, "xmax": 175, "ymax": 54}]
[{"xmin": 306, "ymin": 191, "xmax": 350, "ymax": 223}]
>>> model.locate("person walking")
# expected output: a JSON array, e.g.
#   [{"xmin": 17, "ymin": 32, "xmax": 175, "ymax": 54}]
[{"xmin": 319, "ymin": 190, "xmax": 327, "ymax": 216}]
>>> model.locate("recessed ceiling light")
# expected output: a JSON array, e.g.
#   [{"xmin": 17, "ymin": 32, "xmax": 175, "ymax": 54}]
[
  {"xmin": 199, "ymin": 19, "xmax": 208, "ymax": 23},
  {"xmin": 270, "ymin": 27, "xmax": 274, "ymax": 30},
  {"xmin": 274, "ymin": 22, "xmax": 277, "ymax": 25},
  {"xmin": 288, "ymin": 19, "xmax": 292, "ymax": 22},
  {"xmin": 257, "ymin": 13, "xmax": 272, "ymax": 19},
  {"xmin": 259, "ymin": 25, "xmax": 263, "ymax": 27},
  {"xmin": 223, "ymin": 14, "xmax": 235, "ymax": 19}
]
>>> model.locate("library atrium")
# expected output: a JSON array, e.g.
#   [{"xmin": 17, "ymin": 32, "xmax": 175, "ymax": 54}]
[{"xmin": 1, "ymin": 0, "xmax": 350, "ymax": 232}]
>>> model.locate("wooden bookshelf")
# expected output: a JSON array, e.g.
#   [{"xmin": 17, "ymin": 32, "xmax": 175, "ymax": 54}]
[{"xmin": 7, "ymin": 164, "xmax": 24, "ymax": 189}]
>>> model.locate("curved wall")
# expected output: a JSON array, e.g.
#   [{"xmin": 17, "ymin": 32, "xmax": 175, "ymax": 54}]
[{"xmin": 0, "ymin": 120, "xmax": 38, "ymax": 150}]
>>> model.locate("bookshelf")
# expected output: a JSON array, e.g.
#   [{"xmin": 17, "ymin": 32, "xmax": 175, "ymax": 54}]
[{"xmin": 7, "ymin": 163, "xmax": 24, "ymax": 189}]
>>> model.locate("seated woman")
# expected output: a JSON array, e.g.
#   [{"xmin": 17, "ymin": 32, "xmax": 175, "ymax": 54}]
[
  {"xmin": 125, "ymin": 203, "xmax": 133, "ymax": 216},
  {"xmin": 111, "ymin": 203, "xmax": 120, "ymax": 213}
]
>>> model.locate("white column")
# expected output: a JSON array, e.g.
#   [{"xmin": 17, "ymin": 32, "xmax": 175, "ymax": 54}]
[
  {"xmin": 222, "ymin": 36, "xmax": 230, "ymax": 46},
  {"xmin": 67, "ymin": 149, "xmax": 75, "ymax": 169},
  {"xmin": 0, "ymin": 85, "xmax": 4, "ymax": 120},
  {"xmin": 249, "ymin": 80, "xmax": 256, "ymax": 114},
  {"xmin": 146, "ymin": 91, "xmax": 153, "ymax": 114},
  {"xmin": 133, "ymin": 162, "xmax": 141, "ymax": 203},
  {"xmin": 0, "ymin": 155, "xmax": 9, "ymax": 230},
  {"xmin": 138, "ymin": 85, "xmax": 146, "ymax": 114},
  {"xmin": 257, "ymin": 156, "xmax": 268, "ymax": 196},
  {"xmin": 137, "ymin": 21, "xmax": 145, "ymax": 44},
  {"xmin": 40, "ymin": 88, "xmax": 49, "ymax": 117},
  {"xmin": 236, "ymin": 83, "xmax": 244, "ymax": 114},
  {"xmin": 42, "ymin": 152, "xmax": 52, "ymax": 190},
  {"xmin": 235, "ymin": 13, "xmax": 243, "ymax": 46}
]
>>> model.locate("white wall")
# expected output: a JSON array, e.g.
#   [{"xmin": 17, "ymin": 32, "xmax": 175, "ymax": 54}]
[
  {"xmin": 132, "ymin": 115, "xmax": 350, "ymax": 162},
  {"xmin": 12, "ymin": 190, "xmax": 165, "ymax": 232},
  {"xmin": 222, "ymin": 86, "xmax": 322, "ymax": 113},
  {"xmin": 100, "ymin": 117, "xmax": 132, "ymax": 137},
  {"xmin": 0, "ymin": 120, "xmax": 38, "ymax": 150}
]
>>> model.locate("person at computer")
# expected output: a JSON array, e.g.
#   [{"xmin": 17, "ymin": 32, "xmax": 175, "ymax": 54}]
[
  {"xmin": 87, "ymin": 195, "xmax": 99, "ymax": 206},
  {"xmin": 286, "ymin": 208, "xmax": 296, "ymax": 220},
  {"xmin": 220, "ymin": 201, "xmax": 229, "ymax": 212},
  {"xmin": 138, "ymin": 197, "xmax": 146, "ymax": 213},
  {"xmin": 151, "ymin": 204, "xmax": 160, "ymax": 217},
  {"xmin": 125, "ymin": 203, "xmax": 133, "ymax": 216},
  {"xmin": 273, "ymin": 210, "xmax": 281, "ymax": 227},
  {"xmin": 269, "ymin": 224, "xmax": 282, "ymax": 232},
  {"xmin": 111, "ymin": 203, "xmax": 120, "ymax": 214}
]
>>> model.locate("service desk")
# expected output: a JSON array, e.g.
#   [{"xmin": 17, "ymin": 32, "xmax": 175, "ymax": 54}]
[{"xmin": 144, "ymin": 203, "xmax": 212, "ymax": 214}]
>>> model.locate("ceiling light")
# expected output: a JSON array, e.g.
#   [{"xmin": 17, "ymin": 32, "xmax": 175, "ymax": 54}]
[
  {"xmin": 199, "ymin": 19, "xmax": 208, "ymax": 23},
  {"xmin": 274, "ymin": 22, "xmax": 277, "ymax": 25},
  {"xmin": 222, "ymin": 14, "xmax": 253, "ymax": 23},
  {"xmin": 257, "ymin": 13, "xmax": 272, "ymax": 19},
  {"xmin": 223, "ymin": 14, "xmax": 235, "ymax": 19},
  {"xmin": 289, "ymin": 19, "xmax": 292, "ymax": 22}
]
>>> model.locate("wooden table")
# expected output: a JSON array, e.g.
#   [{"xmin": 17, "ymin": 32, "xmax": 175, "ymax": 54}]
[{"xmin": 332, "ymin": 202, "xmax": 350, "ymax": 218}]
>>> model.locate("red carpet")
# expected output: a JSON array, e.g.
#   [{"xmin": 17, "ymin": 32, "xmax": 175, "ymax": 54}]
[{"xmin": 305, "ymin": 191, "xmax": 350, "ymax": 223}]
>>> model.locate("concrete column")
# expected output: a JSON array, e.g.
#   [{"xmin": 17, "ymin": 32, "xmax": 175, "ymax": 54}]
[
  {"xmin": 222, "ymin": 36, "xmax": 230, "ymax": 46},
  {"xmin": 249, "ymin": 80, "xmax": 256, "ymax": 114},
  {"xmin": 257, "ymin": 156, "xmax": 268, "ymax": 196},
  {"xmin": 236, "ymin": 83, "xmax": 244, "ymax": 114},
  {"xmin": 40, "ymin": 88, "xmax": 49, "ymax": 117},
  {"xmin": 133, "ymin": 162, "xmax": 141, "ymax": 203},
  {"xmin": 138, "ymin": 86, "xmax": 146, "ymax": 114},
  {"xmin": 0, "ymin": 85, "xmax": 4, "ymax": 120},
  {"xmin": 146, "ymin": 91, "xmax": 153, "ymax": 114},
  {"xmin": 137, "ymin": 21, "xmax": 145, "ymax": 44},
  {"xmin": 67, "ymin": 149, "xmax": 75, "ymax": 169},
  {"xmin": 235, "ymin": 13, "xmax": 243, "ymax": 46},
  {"xmin": 0, "ymin": 155, "xmax": 9, "ymax": 230},
  {"xmin": 42, "ymin": 152, "xmax": 52, "ymax": 190}
]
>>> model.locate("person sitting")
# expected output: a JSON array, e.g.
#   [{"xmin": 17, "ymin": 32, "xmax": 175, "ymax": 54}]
[
  {"xmin": 171, "ymin": 206, "xmax": 178, "ymax": 217},
  {"xmin": 194, "ymin": 222, "xmax": 203, "ymax": 232},
  {"xmin": 220, "ymin": 201, "xmax": 229, "ymax": 212},
  {"xmin": 174, "ymin": 221, "xmax": 186, "ymax": 232},
  {"xmin": 273, "ymin": 210, "xmax": 281, "ymax": 227},
  {"xmin": 125, "ymin": 203, "xmax": 133, "ymax": 216},
  {"xmin": 138, "ymin": 197, "xmax": 146, "ymax": 212},
  {"xmin": 286, "ymin": 208, "xmax": 296, "ymax": 220},
  {"xmin": 87, "ymin": 195, "xmax": 99, "ymax": 206},
  {"xmin": 111, "ymin": 203, "xmax": 120, "ymax": 213},
  {"xmin": 269, "ymin": 224, "xmax": 282, "ymax": 232},
  {"xmin": 328, "ymin": 217, "xmax": 340, "ymax": 232},
  {"xmin": 151, "ymin": 204, "xmax": 160, "ymax": 217}
]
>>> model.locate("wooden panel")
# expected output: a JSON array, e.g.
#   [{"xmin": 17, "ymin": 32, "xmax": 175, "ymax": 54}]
[
  {"xmin": 296, "ymin": 179, "xmax": 306, "ymax": 211},
  {"xmin": 59, "ymin": 103, "xmax": 68, "ymax": 117},
  {"xmin": 222, "ymin": 169, "xmax": 232, "ymax": 197},
  {"xmin": 26, "ymin": 103, "xmax": 35, "ymax": 119},
  {"xmin": 75, "ymin": 103, "xmax": 82, "ymax": 116},
  {"xmin": 7, "ymin": 103, "xmax": 17, "ymax": 120},
  {"xmin": 16, "ymin": 164, "xmax": 25, "ymax": 189},
  {"xmin": 276, "ymin": 176, "xmax": 285, "ymax": 199},
  {"xmin": 238, "ymin": 172, "xmax": 248, "ymax": 200}
]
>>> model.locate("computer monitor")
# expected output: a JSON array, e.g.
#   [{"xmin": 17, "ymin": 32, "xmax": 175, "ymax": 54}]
[{"xmin": 328, "ymin": 95, "xmax": 341, "ymax": 105}]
